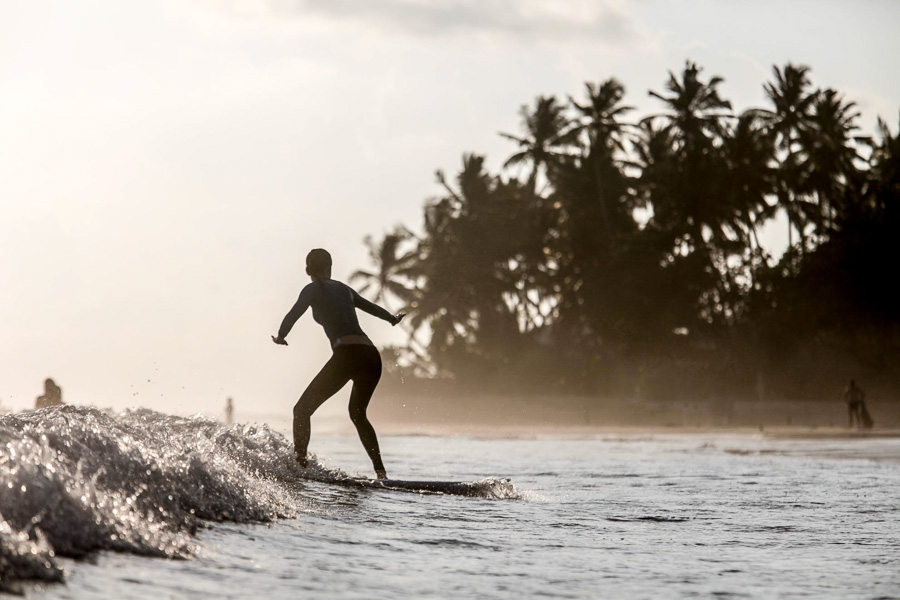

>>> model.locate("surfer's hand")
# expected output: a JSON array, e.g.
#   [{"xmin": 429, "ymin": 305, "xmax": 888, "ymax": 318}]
[
  {"xmin": 272, "ymin": 335, "xmax": 288, "ymax": 346},
  {"xmin": 392, "ymin": 313, "xmax": 406, "ymax": 326}
]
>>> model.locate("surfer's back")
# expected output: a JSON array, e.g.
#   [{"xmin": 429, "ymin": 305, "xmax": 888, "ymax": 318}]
[{"xmin": 306, "ymin": 279, "xmax": 367, "ymax": 344}]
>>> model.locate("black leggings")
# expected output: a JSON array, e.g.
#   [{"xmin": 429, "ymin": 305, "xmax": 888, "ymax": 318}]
[{"xmin": 293, "ymin": 344, "xmax": 385, "ymax": 473}]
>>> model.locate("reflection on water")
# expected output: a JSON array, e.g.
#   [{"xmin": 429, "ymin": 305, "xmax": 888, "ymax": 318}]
[{"xmin": 4, "ymin": 408, "xmax": 899, "ymax": 599}]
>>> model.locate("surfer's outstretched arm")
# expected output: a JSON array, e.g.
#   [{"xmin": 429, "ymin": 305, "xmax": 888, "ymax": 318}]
[
  {"xmin": 274, "ymin": 286, "xmax": 314, "ymax": 344},
  {"xmin": 351, "ymin": 289, "xmax": 404, "ymax": 325}
]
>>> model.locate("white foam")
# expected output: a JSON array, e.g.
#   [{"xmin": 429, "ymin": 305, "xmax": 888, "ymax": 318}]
[{"xmin": 0, "ymin": 406, "xmax": 310, "ymax": 589}]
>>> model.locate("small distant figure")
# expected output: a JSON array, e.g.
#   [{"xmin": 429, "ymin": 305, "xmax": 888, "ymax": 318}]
[
  {"xmin": 225, "ymin": 397, "xmax": 234, "ymax": 426},
  {"xmin": 35, "ymin": 378, "xmax": 64, "ymax": 409},
  {"xmin": 844, "ymin": 379, "xmax": 873, "ymax": 430}
]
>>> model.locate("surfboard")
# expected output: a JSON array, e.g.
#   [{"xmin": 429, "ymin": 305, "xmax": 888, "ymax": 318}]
[
  {"xmin": 301, "ymin": 472, "xmax": 517, "ymax": 498},
  {"xmin": 349, "ymin": 477, "xmax": 491, "ymax": 496}
]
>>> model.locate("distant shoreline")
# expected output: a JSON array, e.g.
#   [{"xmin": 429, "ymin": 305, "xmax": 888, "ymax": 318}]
[
  {"xmin": 238, "ymin": 409, "xmax": 900, "ymax": 439},
  {"xmin": 7, "ymin": 403, "xmax": 898, "ymax": 441},
  {"xmin": 373, "ymin": 422, "xmax": 900, "ymax": 440},
  {"xmin": 367, "ymin": 390, "xmax": 900, "ymax": 433}
]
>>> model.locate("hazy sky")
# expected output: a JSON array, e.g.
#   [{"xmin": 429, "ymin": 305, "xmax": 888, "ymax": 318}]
[{"xmin": 1, "ymin": 0, "xmax": 898, "ymax": 416}]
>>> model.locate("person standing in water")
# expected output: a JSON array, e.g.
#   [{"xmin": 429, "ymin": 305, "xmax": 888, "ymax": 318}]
[
  {"xmin": 272, "ymin": 249, "xmax": 404, "ymax": 479},
  {"xmin": 225, "ymin": 397, "xmax": 234, "ymax": 426},
  {"xmin": 844, "ymin": 379, "xmax": 874, "ymax": 430},
  {"xmin": 844, "ymin": 379, "xmax": 864, "ymax": 428}
]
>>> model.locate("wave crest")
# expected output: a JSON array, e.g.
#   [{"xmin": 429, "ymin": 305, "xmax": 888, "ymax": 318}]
[
  {"xmin": 0, "ymin": 405, "xmax": 519, "ymax": 591},
  {"xmin": 0, "ymin": 406, "xmax": 304, "ymax": 590}
]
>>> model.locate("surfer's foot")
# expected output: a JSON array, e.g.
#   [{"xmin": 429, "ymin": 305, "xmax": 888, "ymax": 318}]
[
  {"xmin": 295, "ymin": 452, "xmax": 308, "ymax": 468},
  {"xmin": 375, "ymin": 468, "xmax": 387, "ymax": 480}
]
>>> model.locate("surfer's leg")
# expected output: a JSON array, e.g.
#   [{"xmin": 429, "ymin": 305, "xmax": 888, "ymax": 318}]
[
  {"xmin": 293, "ymin": 352, "xmax": 351, "ymax": 465},
  {"xmin": 347, "ymin": 347, "xmax": 386, "ymax": 478}
]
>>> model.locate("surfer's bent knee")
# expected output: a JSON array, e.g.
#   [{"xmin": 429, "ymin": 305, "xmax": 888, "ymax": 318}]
[
  {"xmin": 348, "ymin": 405, "xmax": 367, "ymax": 424},
  {"xmin": 294, "ymin": 400, "xmax": 312, "ymax": 418}
]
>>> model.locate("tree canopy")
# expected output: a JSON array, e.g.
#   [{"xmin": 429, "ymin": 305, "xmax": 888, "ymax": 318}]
[{"xmin": 360, "ymin": 61, "xmax": 900, "ymax": 401}]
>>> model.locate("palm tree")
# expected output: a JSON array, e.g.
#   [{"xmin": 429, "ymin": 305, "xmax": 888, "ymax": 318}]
[
  {"xmin": 499, "ymin": 95, "xmax": 573, "ymax": 193},
  {"xmin": 642, "ymin": 62, "xmax": 773, "ymax": 333},
  {"xmin": 631, "ymin": 118, "xmax": 678, "ymax": 233},
  {"xmin": 530, "ymin": 80, "xmax": 639, "ymax": 343},
  {"xmin": 569, "ymin": 78, "xmax": 634, "ymax": 156},
  {"xmin": 866, "ymin": 113, "xmax": 900, "ymax": 214},
  {"xmin": 645, "ymin": 61, "xmax": 739, "ymax": 254},
  {"xmin": 801, "ymin": 88, "xmax": 863, "ymax": 233},
  {"xmin": 722, "ymin": 111, "xmax": 777, "ymax": 254},
  {"xmin": 413, "ymin": 152, "xmax": 556, "ymax": 378},
  {"xmin": 759, "ymin": 63, "xmax": 818, "ymax": 247},
  {"xmin": 567, "ymin": 78, "xmax": 635, "ymax": 243},
  {"xmin": 649, "ymin": 61, "xmax": 733, "ymax": 152},
  {"xmin": 404, "ymin": 155, "xmax": 511, "ymax": 371},
  {"xmin": 350, "ymin": 227, "xmax": 418, "ymax": 312},
  {"xmin": 716, "ymin": 110, "xmax": 778, "ymax": 315},
  {"xmin": 761, "ymin": 64, "xmax": 817, "ymax": 150}
]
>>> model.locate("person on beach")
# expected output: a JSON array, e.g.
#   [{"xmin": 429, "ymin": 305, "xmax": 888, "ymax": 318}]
[
  {"xmin": 35, "ymin": 378, "xmax": 63, "ymax": 409},
  {"xmin": 272, "ymin": 249, "xmax": 404, "ymax": 479},
  {"xmin": 844, "ymin": 379, "xmax": 873, "ymax": 429},
  {"xmin": 225, "ymin": 397, "xmax": 234, "ymax": 426}
]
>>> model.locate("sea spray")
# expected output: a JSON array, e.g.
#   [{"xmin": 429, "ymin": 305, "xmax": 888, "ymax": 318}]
[{"xmin": 0, "ymin": 406, "xmax": 310, "ymax": 590}]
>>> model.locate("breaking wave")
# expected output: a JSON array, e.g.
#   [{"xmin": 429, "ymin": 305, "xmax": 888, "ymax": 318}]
[
  {"xmin": 0, "ymin": 406, "xmax": 309, "ymax": 591},
  {"xmin": 0, "ymin": 405, "xmax": 518, "ymax": 591}
]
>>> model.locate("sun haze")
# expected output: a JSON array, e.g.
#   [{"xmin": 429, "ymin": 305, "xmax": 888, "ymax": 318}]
[{"xmin": 1, "ymin": 0, "xmax": 898, "ymax": 416}]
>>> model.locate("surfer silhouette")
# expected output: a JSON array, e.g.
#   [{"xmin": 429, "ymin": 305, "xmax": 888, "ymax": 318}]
[
  {"xmin": 35, "ymin": 378, "xmax": 63, "ymax": 409},
  {"xmin": 272, "ymin": 249, "xmax": 404, "ymax": 479}
]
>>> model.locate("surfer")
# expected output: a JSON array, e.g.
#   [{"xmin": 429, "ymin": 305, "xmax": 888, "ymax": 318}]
[{"xmin": 272, "ymin": 249, "xmax": 404, "ymax": 479}]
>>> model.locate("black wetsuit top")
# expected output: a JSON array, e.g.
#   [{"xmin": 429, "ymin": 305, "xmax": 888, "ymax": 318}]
[{"xmin": 278, "ymin": 279, "xmax": 394, "ymax": 346}]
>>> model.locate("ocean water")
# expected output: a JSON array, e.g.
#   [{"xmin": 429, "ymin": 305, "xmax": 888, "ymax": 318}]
[{"xmin": 2, "ymin": 406, "xmax": 899, "ymax": 599}]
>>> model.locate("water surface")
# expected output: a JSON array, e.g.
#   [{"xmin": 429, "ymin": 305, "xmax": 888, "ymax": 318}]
[{"xmin": 2, "ymin": 408, "xmax": 898, "ymax": 599}]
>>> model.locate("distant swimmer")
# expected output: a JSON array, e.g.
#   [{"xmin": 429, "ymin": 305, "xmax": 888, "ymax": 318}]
[
  {"xmin": 272, "ymin": 249, "xmax": 404, "ymax": 479},
  {"xmin": 844, "ymin": 379, "xmax": 873, "ymax": 429},
  {"xmin": 225, "ymin": 397, "xmax": 234, "ymax": 426},
  {"xmin": 35, "ymin": 378, "xmax": 64, "ymax": 409}
]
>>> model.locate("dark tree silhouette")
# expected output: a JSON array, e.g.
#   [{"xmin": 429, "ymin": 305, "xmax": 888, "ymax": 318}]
[
  {"xmin": 645, "ymin": 62, "xmax": 741, "ymax": 255},
  {"xmin": 357, "ymin": 62, "xmax": 899, "ymax": 401},
  {"xmin": 499, "ymin": 95, "xmax": 573, "ymax": 194},
  {"xmin": 801, "ymin": 88, "xmax": 863, "ymax": 233},
  {"xmin": 350, "ymin": 227, "xmax": 419, "ymax": 312},
  {"xmin": 760, "ymin": 63, "xmax": 818, "ymax": 247}
]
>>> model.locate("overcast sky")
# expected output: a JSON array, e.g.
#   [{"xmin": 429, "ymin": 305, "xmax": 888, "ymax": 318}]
[{"xmin": 1, "ymin": 0, "xmax": 898, "ymax": 417}]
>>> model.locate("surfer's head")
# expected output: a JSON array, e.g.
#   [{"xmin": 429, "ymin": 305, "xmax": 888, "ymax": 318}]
[{"xmin": 306, "ymin": 248, "xmax": 332, "ymax": 279}]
